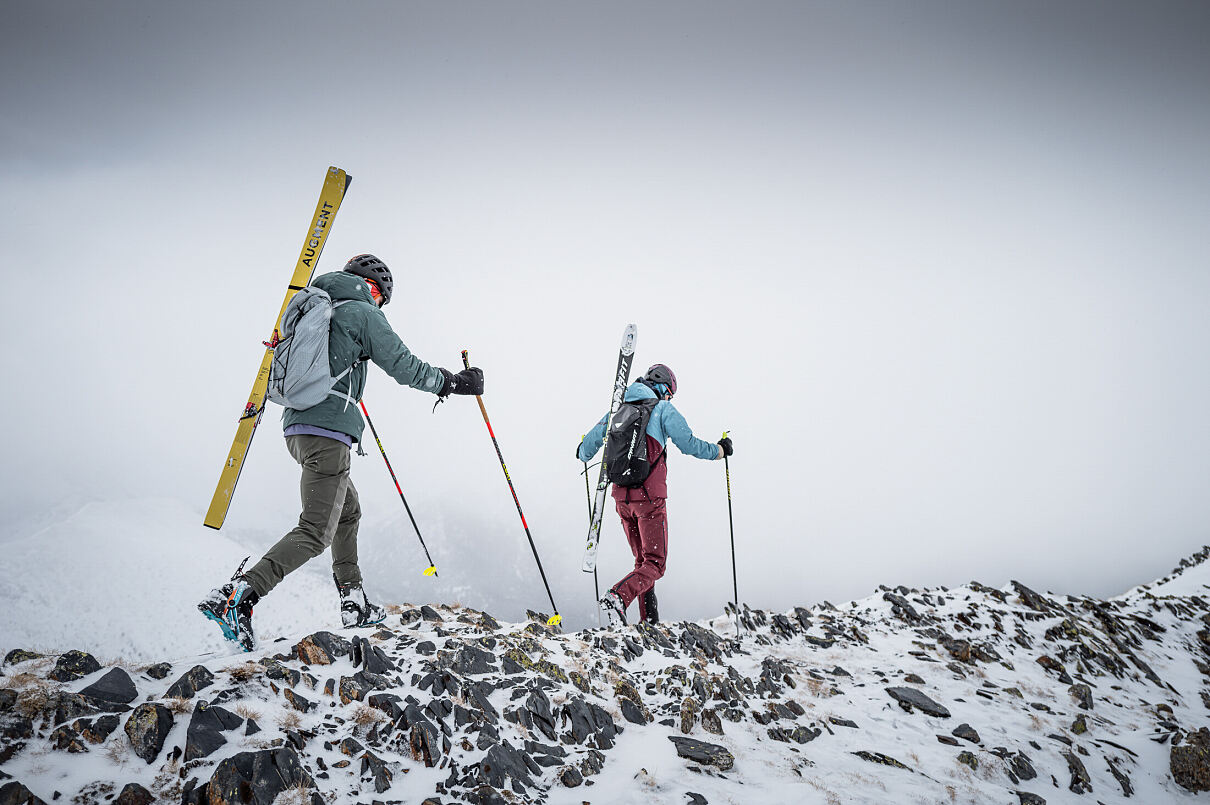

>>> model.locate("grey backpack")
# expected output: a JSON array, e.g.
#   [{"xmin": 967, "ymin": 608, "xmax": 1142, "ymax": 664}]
[{"xmin": 266, "ymin": 287, "xmax": 359, "ymax": 411}]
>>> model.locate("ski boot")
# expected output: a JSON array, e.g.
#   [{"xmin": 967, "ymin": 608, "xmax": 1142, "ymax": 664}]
[
  {"xmin": 641, "ymin": 587, "xmax": 659, "ymax": 624},
  {"xmin": 335, "ymin": 576, "xmax": 386, "ymax": 628},
  {"xmin": 198, "ymin": 558, "xmax": 259, "ymax": 652},
  {"xmin": 599, "ymin": 590, "xmax": 628, "ymax": 628}
]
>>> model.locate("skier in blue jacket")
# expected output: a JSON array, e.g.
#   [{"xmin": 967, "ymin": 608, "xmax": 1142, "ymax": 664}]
[{"xmin": 578, "ymin": 364, "xmax": 733, "ymax": 626}]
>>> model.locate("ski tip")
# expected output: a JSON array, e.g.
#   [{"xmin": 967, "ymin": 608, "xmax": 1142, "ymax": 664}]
[
  {"xmin": 423, "ymin": 566, "xmax": 438, "ymax": 577},
  {"xmin": 546, "ymin": 614, "xmax": 563, "ymax": 628}
]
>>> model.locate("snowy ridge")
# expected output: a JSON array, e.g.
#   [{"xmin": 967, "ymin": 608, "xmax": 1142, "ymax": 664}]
[{"xmin": 4, "ymin": 549, "xmax": 1210, "ymax": 804}]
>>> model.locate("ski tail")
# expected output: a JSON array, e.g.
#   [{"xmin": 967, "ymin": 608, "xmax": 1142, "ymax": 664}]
[{"xmin": 582, "ymin": 323, "xmax": 637, "ymax": 572}]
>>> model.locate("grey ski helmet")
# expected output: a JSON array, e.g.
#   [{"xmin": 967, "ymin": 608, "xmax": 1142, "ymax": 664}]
[
  {"xmin": 343, "ymin": 254, "xmax": 393, "ymax": 305},
  {"xmin": 643, "ymin": 364, "xmax": 677, "ymax": 396}
]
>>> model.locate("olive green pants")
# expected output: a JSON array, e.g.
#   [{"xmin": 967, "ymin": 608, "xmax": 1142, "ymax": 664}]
[{"xmin": 244, "ymin": 434, "xmax": 362, "ymax": 597}]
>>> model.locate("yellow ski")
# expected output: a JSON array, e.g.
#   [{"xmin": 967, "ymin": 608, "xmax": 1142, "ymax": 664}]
[{"xmin": 204, "ymin": 166, "xmax": 352, "ymax": 529}]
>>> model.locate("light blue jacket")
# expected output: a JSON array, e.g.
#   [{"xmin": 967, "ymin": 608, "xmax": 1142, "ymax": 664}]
[{"xmin": 578, "ymin": 382, "xmax": 719, "ymax": 463}]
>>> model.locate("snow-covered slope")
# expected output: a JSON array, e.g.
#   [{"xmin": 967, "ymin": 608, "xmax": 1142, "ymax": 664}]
[
  {"xmin": 5, "ymin": 546, "xmax": 1210, "ymax": 803},
  {"xmin": 0, "ymin": 499, "xmax": 335, "ymax": 662}
]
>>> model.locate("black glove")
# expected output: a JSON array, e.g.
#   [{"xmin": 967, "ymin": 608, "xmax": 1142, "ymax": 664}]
[
  {"xmin": 438, "ymin": 366, "xmax": 484, "ymax": 397},
  {"xmin": 718, "ymin": 436, "xmax": 733, "ymax": 457},
  {"xmin": 575, "ymin": 442, "xmax": 584, "ymax": 461}
]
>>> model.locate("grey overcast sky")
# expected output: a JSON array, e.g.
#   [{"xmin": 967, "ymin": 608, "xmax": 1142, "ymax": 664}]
[{"xmin": 2, "ymin": 1, "xmax": 1209, "ymax": 628}]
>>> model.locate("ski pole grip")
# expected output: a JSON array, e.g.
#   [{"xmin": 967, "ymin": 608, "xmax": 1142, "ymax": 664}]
[{"xmin": 461, "ymin": 350, "xmax": 471, "ymax": 370}]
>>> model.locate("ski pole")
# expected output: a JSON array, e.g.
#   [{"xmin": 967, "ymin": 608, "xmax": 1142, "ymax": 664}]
[
  {"xmin": 582, "ymin": 438, "xmax": 601, "ymax": 627},
  {"xmin": 359, "ymin": 399, "xmax": 438, "ymax": 577},
  {"xmin": 463, "ymin": 350, "xmax": 562, "ymax": 628},
  {"xmin": 722, "ymin": 431, "xmax": 740, "ymax": 636}
]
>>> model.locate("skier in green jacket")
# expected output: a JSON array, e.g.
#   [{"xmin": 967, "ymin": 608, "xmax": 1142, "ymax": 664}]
[{"xmin": 199, "ymin": 254, "xmax": 483, "ymax": 651}]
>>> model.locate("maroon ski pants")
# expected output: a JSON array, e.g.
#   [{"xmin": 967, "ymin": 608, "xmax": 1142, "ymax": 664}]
[{"xmin": 611, "ymin": 497, "xmax": 667, "ymax": 621}]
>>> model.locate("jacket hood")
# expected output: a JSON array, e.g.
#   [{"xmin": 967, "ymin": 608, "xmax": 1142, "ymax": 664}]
[
  {"xmin": 312, "ymin": 271, "xmax": 376, "ymax": 304},
  {"xmin": 623, "ymin": 381, "xmax": 657, "ymax": 402}
]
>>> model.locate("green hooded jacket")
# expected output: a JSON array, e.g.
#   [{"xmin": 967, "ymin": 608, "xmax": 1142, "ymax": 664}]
[{"xmin": 281, "ymin": 271, "xmax": 445, "ymax": 442}]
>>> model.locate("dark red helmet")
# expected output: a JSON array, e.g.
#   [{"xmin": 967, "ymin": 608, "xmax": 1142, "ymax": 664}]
[
  {"xmin": 343, "ymin": 254, "xmax": 393, "ymax": 305},
  {"xmin": 643, "ymin": 364, "xmax": 677, "ymax": 396}
]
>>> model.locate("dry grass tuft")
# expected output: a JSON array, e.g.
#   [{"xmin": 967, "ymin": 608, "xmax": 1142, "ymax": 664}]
[
  {"xmin": 804, "ymin": 677, "xmax": 831, "ymax": 697},
  {"xmin": 234, "ymin": 704, "xmax": 262, "ymax": 722},
  {"xmin": 164, "ymin": 696, "xmax": 193, "ymax": 715},
  {"xmin": 271, "ymin": 783, "xmax": 315, "ymax": 805},
  {"xmin": 1028, "ymin": 713, "xmax": 1044, "ymax": 731},
  {"xmin": 352, "ymin": 705, "xmax": 387, "ymax": 730},
  {"xmin": 276, "ymin": 709, "xmax": 302, "ymax": 731},
  {"xmin": 102, "ymin": 737, "xmax": 129, "ymax": 766},
  {"xmin": 223, "ymin": 662, "xmax": 261, "ymax": 682}
]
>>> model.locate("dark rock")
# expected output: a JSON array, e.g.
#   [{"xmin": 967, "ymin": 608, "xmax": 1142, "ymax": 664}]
[
  {"xmin": 1035, "ymin": 656, "xmax": 1073, "ymax": 685},
  {"xmin": 851, "ymin": 750, "xmax": 912, "ymax": 770},
  {"xmin": 829, "ymin": 717, "xmax": 858, "ymax": 729},
  {"xmin": 52, "ymin": 693, "xmax": 99, "ymax": 725},
  {"xmin": 903, "ymin": 673, "xmax": 925, "ymax": 684},
  {"xmin": 48, "ymin": 651, "xmax": 101, "ymax": 682},
  {"xmin": 701, "ymin": 708, "xmax": 724, "ymax": 735},
  {"xmin": 79, "ymin": 668, "xmax": 137, "ymax": 706},
  {"xmin": 943, "ymin": 638, "xmax": 972, "ymax": 663},
  {"xmin": 143, "ymin": 663, "xmax": 171, "ymax": 680},
  {"xmin": 885, "ymin": 687, "xmax": 951, "ymax": 718},
  {"xmin": 113, "ymin": 783, "xmax": 154, "ymax": 805},
  {"xmin": 48, "ymin": 724, "xmax": 87, "ymax": 753},
  {"xmin": 360, "ymin": 750, "xmax": 393, "ymax": 793},
  {"xmin": 3, "ymin": 650, "xmax": 44, "ymax": 666},
  {"xmin": 421, "ymin": 605, "xmax": 444, "ymax": 622},
  {"xmin": 479, "ymin": 742, "xmax": 535, "ymax": 793},
  {"xmin": 1008, "ymin": 751, "xmax": 1037, "ymax": 781},
  {"xmin": 450, "ymin": 644, "xmax": 497, "ymax": 676},
  {"xmin": 952, "ymin": 723, "xmax": 981, "ymax": 744},
  {"xmin": 1061, "ymin": 750, "xmax": 1092, "ymax": 794},
  {"xmin": 0, "ymin": 713, "xmax": 34, "ymax": 764},
  {"xmin": 185, "ymin": 702, "xmax": 243, "ymax": 761},
  {"xmin": 283, "ymin": 689, "xmax": 313, "ymax": 713},
  {"xmin": 883, "ymin": 592, "xmax": 922, "ymax": 622},
  {"xmin": 668, "ymin": 736, "xmax": 734, "ymax": 771},
  {"xmin": 0, "ymin": 782, "xmax": 49, "ymax": 805},
  {"xmin": 295, "ymin": 631, "xmax": 352, "ymax": 665},
  {"xmin": 180, "ymin": 778, "xmax": 208, "ymax": 805},
  {"xmin": 165, "ymin": 665, "xmax": 214, "ymax": 699},
  {"xmin": 620, "ymin": 698, "xmax": 647, "ymax": 725},
  {"xmin": 208, "ymin": 747, "xmax": 314, "ymax": 805},
  {"xmin": 936, "ymin": 735, "xmax": 959, "ymax": 746},
  {"xmin": 1069, "ymin": 683, "xmax": 1093, "ymax": 710},
  {"xmin": 416, "ymin": 641, "xmax": 437, "ymax": 655},
  {"xmin": 79, "ymin": 714, "xmax": 120, "ymax": 743},
  {"xmin": 1106, "ymin": 755, "xmax": 1132, "ymax": 796},
  {"xmin": 1172, "ymin": 726, "xmax": 1210, "ymax": 792},
  {"xmin": 558, "ymin": 765, "xmax": 583, "ymax": 787},
  {"xmin": 1015, "ymin": 791, "xmax": 1046, "ymax": 804},
  {"xmin": 0, "ymin": 691, "xmax": 15, "ymax": 713},
  {"xmin": 957, "ymin": 751, "xmax": 978, "ymax": 770},
  {"xmin": 1012, "ymin": 581, "xmax": 1059, "ymax": 613},
  {"xmin": 124, "ymin": 703, "xmax": 173, "ymax": 764}
]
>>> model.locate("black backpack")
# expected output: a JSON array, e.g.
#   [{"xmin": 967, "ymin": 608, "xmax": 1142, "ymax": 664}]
[{"xmin": 606, "ymin": 399, "xmax": 661, "ymax": 487}]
